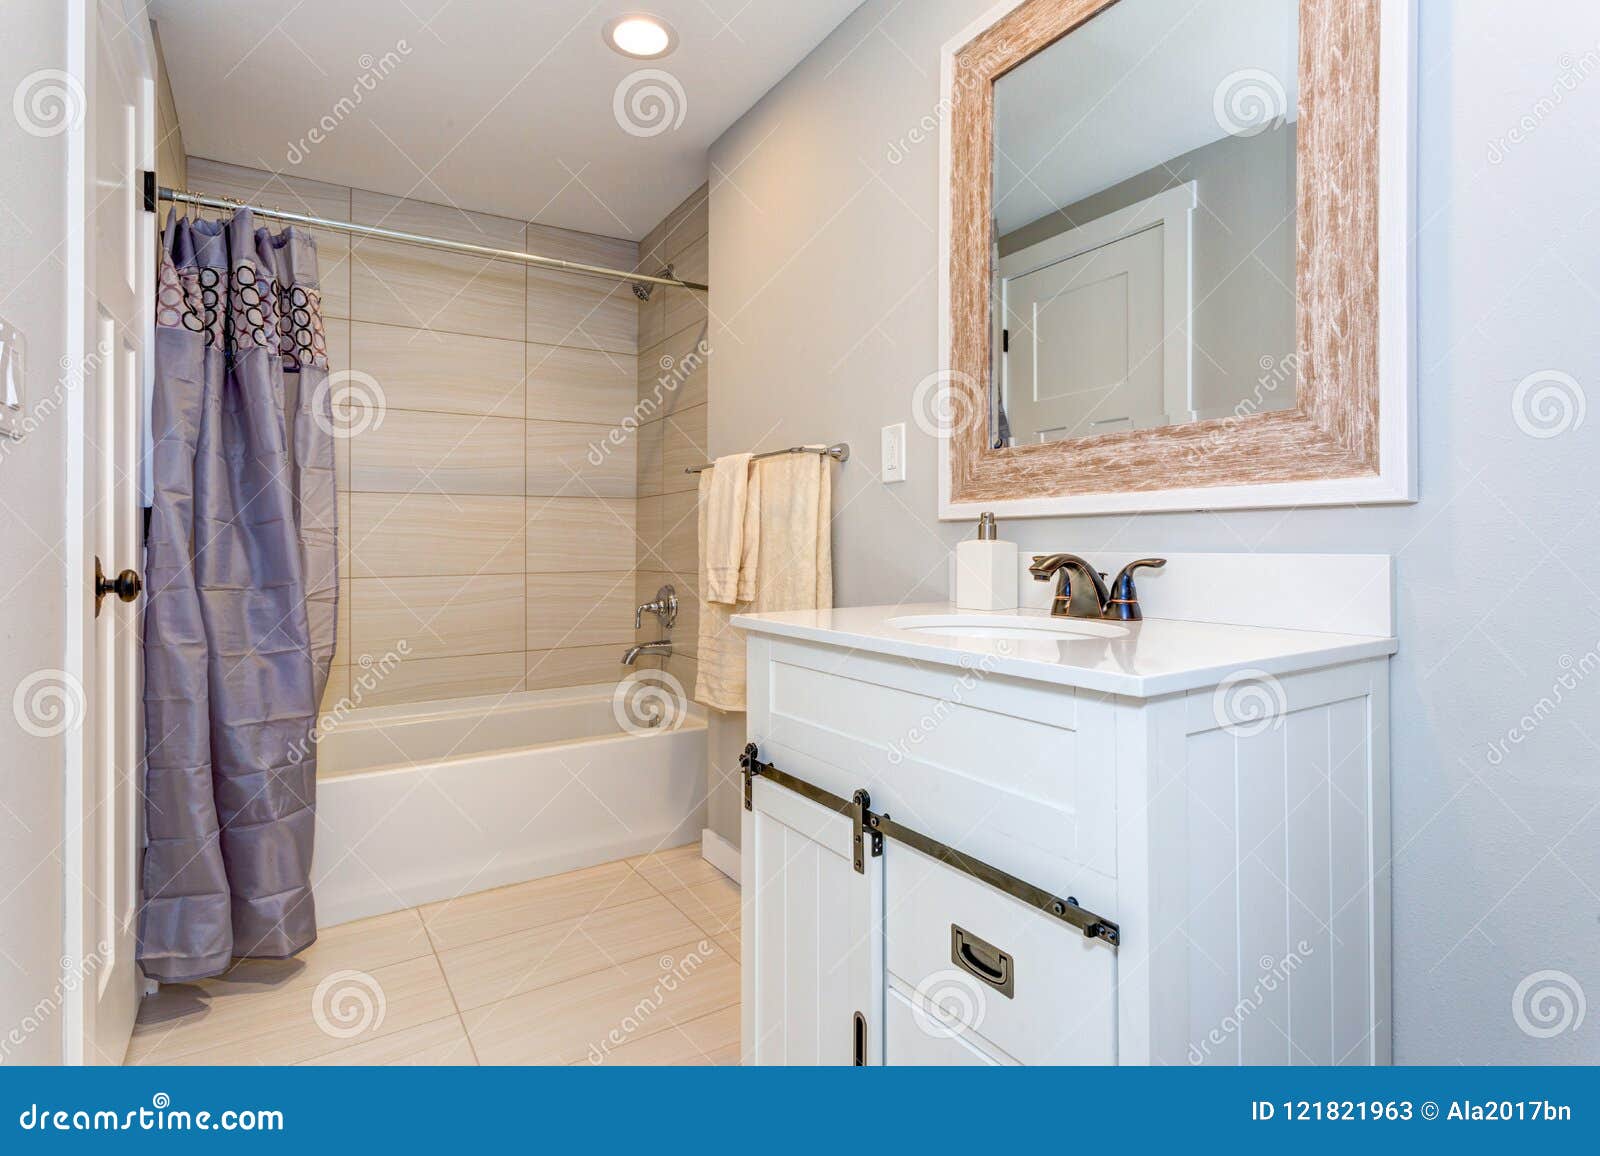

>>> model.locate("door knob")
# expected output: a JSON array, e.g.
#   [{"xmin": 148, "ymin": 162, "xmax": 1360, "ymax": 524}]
[{"xmin": 94, "ymin": 557, "xmax": 143, "ymax": 617}]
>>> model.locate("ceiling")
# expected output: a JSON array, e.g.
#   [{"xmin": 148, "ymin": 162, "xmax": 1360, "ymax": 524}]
[
  {"xmin": 152, "ymin": 0, "xmax": 863, "ymax": 239},
  {"xmin": 994, "ymin": 0, "xmax": 1299, "ymax": 235}
]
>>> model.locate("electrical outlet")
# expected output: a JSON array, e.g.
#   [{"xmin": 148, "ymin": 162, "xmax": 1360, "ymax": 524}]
[{"xmin": 881, "ymin": 422, "xmax": 906, "ymax": 483}]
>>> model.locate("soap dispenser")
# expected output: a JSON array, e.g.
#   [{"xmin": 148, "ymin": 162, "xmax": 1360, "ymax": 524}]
[{"xmin": 955, "ymin": 512, "xmax": 1019, "ymax": 611}]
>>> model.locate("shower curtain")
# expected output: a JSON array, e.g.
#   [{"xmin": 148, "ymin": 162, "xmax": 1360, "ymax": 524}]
[{"xmin": 139, "ymin": 208, "xmax": 338, "ymax": 983}]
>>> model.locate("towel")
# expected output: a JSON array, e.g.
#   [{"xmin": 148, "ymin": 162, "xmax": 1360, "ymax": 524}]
[
  {"xmin": 701, "ymin": 453, "xmax": 754, "ymax": 604},
  {"xmin": 696, "ymin": 450, "xmax": 833, "ymax": 712}
]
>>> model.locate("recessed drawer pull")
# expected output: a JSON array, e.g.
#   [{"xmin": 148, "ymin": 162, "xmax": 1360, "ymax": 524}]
[{"xmin": 951, "ymin": 924, "xmax": 1015, "ymax": 998}]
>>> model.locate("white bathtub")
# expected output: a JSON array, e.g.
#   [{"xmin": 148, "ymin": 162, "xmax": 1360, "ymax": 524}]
[{"xmin": 310, "ymin": 684, "xmax": 707, "ymax": 927}]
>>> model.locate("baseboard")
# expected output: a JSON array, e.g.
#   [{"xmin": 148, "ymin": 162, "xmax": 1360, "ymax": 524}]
[{"xmin": 700, "ymin": 827, "xmax": 740, "ymax": 884}]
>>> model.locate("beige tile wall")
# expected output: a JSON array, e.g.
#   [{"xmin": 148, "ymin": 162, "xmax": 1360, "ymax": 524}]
[
  {"xmin": 633, "ymin": 185, "xmax": 710, "ymax": 697},
  {"xmin": 186, "ymin": 158, "xmax": 646, "ymax": 711}
]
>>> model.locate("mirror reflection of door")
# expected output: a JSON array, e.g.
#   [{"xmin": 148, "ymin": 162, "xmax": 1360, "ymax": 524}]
[
  {"xmin": 997, "ymin": 182, "xmax": 1196, "ymax": 444},
  {"xmin": 1002, "ymin": 224, "xmax": 1165, "ymax": 440}
]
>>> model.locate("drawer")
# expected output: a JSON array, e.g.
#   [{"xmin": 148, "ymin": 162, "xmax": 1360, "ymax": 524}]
[
  {"xmin": 886, "ymin": 843, "xmax": 1117, "ymax": 1065},
  {"xmin": 884, "ymin": 985, "xmax": 1007, "ymax": 1066}
]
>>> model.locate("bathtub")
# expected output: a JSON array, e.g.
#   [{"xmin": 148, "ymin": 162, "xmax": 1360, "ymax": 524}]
[{"xmin": 310, "ymin": 684, "xmax": 707, "ymax": 927}]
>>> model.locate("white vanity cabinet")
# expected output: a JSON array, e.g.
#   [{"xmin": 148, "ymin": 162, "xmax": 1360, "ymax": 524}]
[{"xmin": 733, "ymin": 605, "xmax": 1395, "ymax": 1067}]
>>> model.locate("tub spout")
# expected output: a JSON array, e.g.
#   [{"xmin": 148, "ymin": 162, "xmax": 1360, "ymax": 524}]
[{"xmin": 623, "ymin": 640, "xmax": 672, "ymax": 666}]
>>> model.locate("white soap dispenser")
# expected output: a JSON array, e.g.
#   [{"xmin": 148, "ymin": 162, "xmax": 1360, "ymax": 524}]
[{"xmin": 954, "ymin": 512, "xmax": 1019, "ymax": 611}]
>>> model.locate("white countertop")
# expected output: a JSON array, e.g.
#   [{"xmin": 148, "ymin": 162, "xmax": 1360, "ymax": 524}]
[{"xmin": 730, "ymin": 603, "xmax": 1397, "ymax": 697}]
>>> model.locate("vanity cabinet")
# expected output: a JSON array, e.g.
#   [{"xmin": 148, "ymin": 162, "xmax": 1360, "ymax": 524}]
[{"xmin": 734, "ymin": 611, "xmax": 1393, "ymax": 1067}]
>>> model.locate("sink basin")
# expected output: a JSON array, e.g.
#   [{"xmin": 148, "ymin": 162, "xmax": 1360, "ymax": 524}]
[{"xmin": 886, "ymin": 613, "xmax": 1129, "ymax": 642}]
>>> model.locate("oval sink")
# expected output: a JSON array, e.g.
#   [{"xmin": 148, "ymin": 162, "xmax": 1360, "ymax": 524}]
[{"xmin": 886, "ymin": 613, "xmax": 1129, "ymax": 642}]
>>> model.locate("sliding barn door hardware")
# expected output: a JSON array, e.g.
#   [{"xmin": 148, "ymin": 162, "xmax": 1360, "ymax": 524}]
[{"xmin": 739, "ymin": 744, "xmax": 1118, "ymax": 947}]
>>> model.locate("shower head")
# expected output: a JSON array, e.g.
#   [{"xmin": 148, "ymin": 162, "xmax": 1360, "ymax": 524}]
[{"xmin": 631, "ymin": 263, "xmax": 676, "ymax": 302}]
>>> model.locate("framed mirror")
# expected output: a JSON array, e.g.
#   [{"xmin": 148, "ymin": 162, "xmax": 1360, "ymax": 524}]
[{"xmin": 937, "ymin": 0, "xmax": 1416, "ymax": 518}]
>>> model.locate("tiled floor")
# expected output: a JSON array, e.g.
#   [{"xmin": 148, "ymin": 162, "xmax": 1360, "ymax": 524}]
[{"xmin": 127, "ymin": 845, "xmax": 741, "ymax": 1066}]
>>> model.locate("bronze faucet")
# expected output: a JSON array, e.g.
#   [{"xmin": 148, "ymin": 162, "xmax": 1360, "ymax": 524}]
[{"xmin": 1029, "ymin": 555, "xmax": 1167, "ymax": 621}]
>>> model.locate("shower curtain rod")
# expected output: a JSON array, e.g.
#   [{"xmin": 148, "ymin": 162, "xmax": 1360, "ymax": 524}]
[{"xmin": 155, "ymin": 187, "xmax": 708, "ymax": 293}]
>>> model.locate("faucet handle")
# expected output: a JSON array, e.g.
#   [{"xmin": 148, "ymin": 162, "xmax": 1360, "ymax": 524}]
[{"xmin": 1105, "ymin": 558, "xmax": 1166, "ymax": 621}]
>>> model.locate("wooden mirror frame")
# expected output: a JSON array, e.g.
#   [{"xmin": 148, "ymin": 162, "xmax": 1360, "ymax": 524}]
[{"xmin": 937, "ymin": 0, "xmax": 1417, "ymax": 518}]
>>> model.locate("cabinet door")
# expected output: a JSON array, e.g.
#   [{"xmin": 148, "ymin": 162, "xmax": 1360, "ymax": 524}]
[{"xmin": 742, "ymin": 777, "xmax": 883, "ymax": 1065}]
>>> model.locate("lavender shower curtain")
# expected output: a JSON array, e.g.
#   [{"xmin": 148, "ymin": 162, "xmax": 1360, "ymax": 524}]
[{"xmin": 139, "ymin": 208, "xmax": 338, "ymax": 982}]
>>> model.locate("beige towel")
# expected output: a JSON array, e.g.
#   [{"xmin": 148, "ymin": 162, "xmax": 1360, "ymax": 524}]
[
  {"xmin": 696, "ymin": 451, "xmax": 832, "ymax": 712},
  {"xmin": 701, "ymin": 453, "xmax": 753, "ymax": 604}
]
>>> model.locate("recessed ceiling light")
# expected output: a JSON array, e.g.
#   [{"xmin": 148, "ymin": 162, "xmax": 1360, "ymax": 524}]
[{"xmin": 603, "ymin": 13, "xmax": 677, "ymax": 60}]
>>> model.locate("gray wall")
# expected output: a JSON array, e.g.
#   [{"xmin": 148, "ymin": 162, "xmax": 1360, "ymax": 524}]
[
  {"xmin": 0, "ymin": 0, "xmax": 70, "ymax": 1065},
  {"xmin": 1001, "ymin": 124, "xmax": 1298, "ymax": 418},
  {"xmin": 709, "ymin": 0, "xmax": 1600, "ymax": 1063}
]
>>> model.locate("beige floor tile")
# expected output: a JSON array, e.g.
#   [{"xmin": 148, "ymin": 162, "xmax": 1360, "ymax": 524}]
[
  {"xmin": 299, "ymin": 1014, "xmax": 477, "ymax": 1066},
  {"xmin": 576, "ymin": 1004, "xmax": 740, "ymax": 1066},
  {"xmin": 128, "ymin": 954, "xmax": 457, "ymax": 1066},
  {"xmin": 439, "ymin": 895, "xmax": 703, "ymax": 1011},
  {"xmin": 462, "ymin": 937, "xmax": 736, "ymax": 1065},
  {"xmin": 419, "ymin": 860, "xmax": 656, "ymax": 952},
  {"xmin": 204, "ymin": 909, "xmax": 434, "ymax": 995},
  {"xmin": 627, "ymin": 843, "xmax": 730, "ymax": 894},
  {"xmin": 715, "ymin": 933, "xmax": 741, "ymax": 963},
  {"xmin": 664, "ymin": 876, "xmax": 741, "ymax": 939}
]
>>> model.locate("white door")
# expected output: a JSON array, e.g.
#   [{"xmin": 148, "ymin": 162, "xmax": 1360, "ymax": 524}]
[
  {"xmin": 742, "ymin": 779, "xmax": 882, "ymax": 1065},
  {"xmin": 63, "ymin": 0, "xmax": 152, "ymax": 1065},
  {"xmin": 1001, "ymin": 225, "xmax": 1166, "ymax": 440}
]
